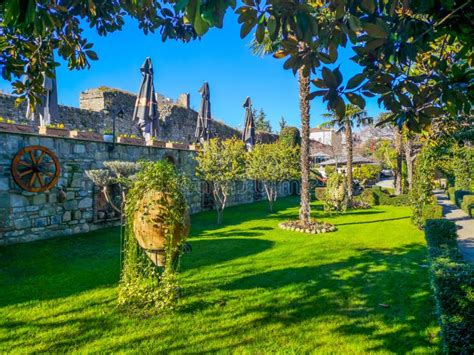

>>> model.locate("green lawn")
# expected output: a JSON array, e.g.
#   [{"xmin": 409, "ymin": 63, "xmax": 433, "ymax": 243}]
[{"xmin": 0, "ymin": 197, "xmax": 439, "ymax": 353}]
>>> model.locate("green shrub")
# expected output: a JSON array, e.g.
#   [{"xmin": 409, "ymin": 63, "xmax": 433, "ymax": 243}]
[
  {"xmin": 314, "ymin": 187, "xmax": 325, "ymax": 201},
  {"xmin": 461, "ymin": 195, "xmax": 474, "ymax": 217},
  {"xmin": 375, "ymin": 187, "xmax": 410, "ymax": 206},
  {"xmin": 323, "ymin": 173, "xmax": 347, "ymax": 213},
  {"xmin": 359, "ymin": 188, "xmax": 378, "ymax": 206},
  {"xmin": 455, "ymin": 190, "xmax": 471, "ymax": 208},
  {"xmin": 422, "ymin": 204, "xmax": 443, "ymax": 225},
  {"xmin": 448, "ymin": 187, "xmax": 456, "ymax": 203},
  {"xmin": 425, "ymin": 219, "xmax": 474, "ymax": 354},
  {"xmin": 324, "ymin": 165, "xmax": 336, "ymax": 178}
]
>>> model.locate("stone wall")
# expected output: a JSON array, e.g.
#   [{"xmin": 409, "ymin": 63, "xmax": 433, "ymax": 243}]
[
  {"xmin": 0, "ymin": 131, "xmax": 290, "ymax": 245},
  {"xmin": 0, "ymin": 87, "xmax": 278, "ymax": 145}
]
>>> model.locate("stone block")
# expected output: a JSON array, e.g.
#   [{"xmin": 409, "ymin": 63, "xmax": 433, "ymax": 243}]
[
  {"xmin": 32, "ymin": 194, "xmax": 46, "ymax": 205},
  {"xmin": 64, "ymin": 200, "xmax": 78, "ymax": 211},
  {"xmin": 72, "ymin": 210, "xmax": 81, "ymax": 220},
  {"xmin": 33, "ymin": 217, "xmax": 49, "ymax": 228},
  {"xmin": 10, "ymin": 194, "xmax": 29, "ymax": 207},
  {"xmin": 74, "ymin": 145, "xmax": 86, "ymax": 154},
  {"xmin": 48, "ymin": 193, "xmax": 57, "ymax": 204},
  {"xmin": 0, "ymin": 192, "xmax": 10, "ymax": 208},
  {"xmin": 82, "ymin": 211, "xmax": 93, "ymax": 220},
  {"xmin": 39, "ymin": 207, "xmax": 56, "ymax": 217},
  {"xmin": 26, "ymin": 205, "xmax": 40, "ymax": 212},
  {"xmin": 62, "ymin": 211, "xmax": 72, "ymax": 222},
  {"xmin": 78, "ymin": 197, "xmax": 93, "ymax": 209},
  {"xmin": 14, "ymin": 217, "xmax": 31, "ymax": 229},
  {"xmin": 5, "ymin": 230, "xmax": 25, "ymax": 237},
  {"xmin": 0, "ymin": 177, "xmax": 9, "ymax": 190},
  {"xmin": 51, "ymin": 215, "xmax": 62, "ymax": 225},
  {"xmin": 66, "ymin": 191, "xmax": 75, "ymax": 200}
]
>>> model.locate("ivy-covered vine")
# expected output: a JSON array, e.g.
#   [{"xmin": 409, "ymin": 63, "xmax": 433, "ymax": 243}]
[
  {"xmin": 411, "ymin": 146, "xmax": 436, "ymax": 228},
  {"xmin": 118, "ymin": 160, "xmax": 190, "ymax": 314}
]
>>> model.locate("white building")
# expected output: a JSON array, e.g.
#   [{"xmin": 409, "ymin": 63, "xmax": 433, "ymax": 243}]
[{"xmin": 310, "ymin": 127, "xmax": 345, "ymax": 145}]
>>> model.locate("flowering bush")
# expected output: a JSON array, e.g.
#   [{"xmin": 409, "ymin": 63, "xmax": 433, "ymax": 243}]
[{"xmin": 323, "ymin": 173, "xmax": 347, "ymax": 213}]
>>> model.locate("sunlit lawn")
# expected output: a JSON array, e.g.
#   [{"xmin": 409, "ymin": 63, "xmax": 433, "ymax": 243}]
[{"xmin": 0, "ymin": 196, "xmax": 439, "ymax": 353}]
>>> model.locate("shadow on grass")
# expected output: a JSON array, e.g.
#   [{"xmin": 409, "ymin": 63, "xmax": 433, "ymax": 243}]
[
  {"xmin": 218, "ymin": 243, "xmax": 436, "ymax": 353},
  {"xmin": 181, "ymin": 238, "xmax": 274, "ymax": 270},
  {"xmin": 0, "ymin": 228, "xmax": 121, "ymax": 307},
  {"xmin": 335, "ymin": 216, "xmax": 410, "ymax": 226}
]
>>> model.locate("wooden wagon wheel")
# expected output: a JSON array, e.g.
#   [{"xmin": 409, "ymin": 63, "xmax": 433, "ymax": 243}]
[{"xmin": 11, "ymin": 146, "xmax": 61, "ymax": 193}]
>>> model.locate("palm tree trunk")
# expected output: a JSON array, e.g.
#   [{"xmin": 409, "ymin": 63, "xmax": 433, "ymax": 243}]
[
  {"xmin": 345, "ymin": 120, "xmax": 353, "ymax": 202},
  {"xmin": 394, "ymin": 127, "xmax": 403, "ymax": 195},
  {"xmin": 298, "ymin": 69, "xmax": 311, "ymax": 224}
]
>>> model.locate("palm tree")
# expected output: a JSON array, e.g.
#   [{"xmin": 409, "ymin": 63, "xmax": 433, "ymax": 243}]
[
  {"xmin": 251, "ymin": 37, "xmax": 312, "ymax": 224},
  {"xmin": 322, "ymin": 104, "xmax": 372, "ymax": 203}
]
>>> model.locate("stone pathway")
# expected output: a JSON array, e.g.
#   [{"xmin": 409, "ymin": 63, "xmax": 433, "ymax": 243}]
[{"xmin": 434, "ymin": 191, "xmax": 474, "ymax": 264}]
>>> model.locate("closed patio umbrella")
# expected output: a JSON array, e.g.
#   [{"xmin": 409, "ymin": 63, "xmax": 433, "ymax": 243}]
[
  {"xmin": 26, "ymin": 69, "xmax": 59, "ymax": 126},
  {"xmin": 195, "ymin": 82, "xmax": 212, "ymax": 143},
  {"xmin": 133, "ymin": 57, "xmax": 159, "ymax": 138},
  {"xmin": 242, "ymin": 97, "xmax": 255, "ymax": 150}
]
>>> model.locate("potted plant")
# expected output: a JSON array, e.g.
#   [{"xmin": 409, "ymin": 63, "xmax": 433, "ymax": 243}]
[
  {"xmin": 70, "ymin": 128, "xmax": 103, "ymax": 141},
  {"xmin": 0, "ymin": 117, "xmax": 35, "ymax": 134},
  {"xmin": 166, "ymin": 141, "xmax": 189, "ymax": 150},
  {"xmin": 117, "ymin": 134, "xmax": 145, "ymax": 145},
  {"xmin": 146, "ymin": 137, "xmax": 166, "ymax": 148},
  {"xmin": 39, "ymin": 123, "xmax": 69, "ymax": 137},
  {"xmin": 103, "ymin": 129, "xmax": 114, "ymax": 143}
]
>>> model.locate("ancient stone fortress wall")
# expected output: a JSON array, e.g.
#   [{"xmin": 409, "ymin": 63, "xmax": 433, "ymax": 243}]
[
  {"xmin": 0, "ymin": 87, "xmax": 278, "ymax": 144},
  {"xmin": 0, "ymin": 131, "xmax": 291, "ymax": 245}
]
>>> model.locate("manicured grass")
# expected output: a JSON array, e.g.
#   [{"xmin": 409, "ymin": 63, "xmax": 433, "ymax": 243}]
[{"xmin": 0, "ymin": 197, "xmax": 439, "ymax": 353}]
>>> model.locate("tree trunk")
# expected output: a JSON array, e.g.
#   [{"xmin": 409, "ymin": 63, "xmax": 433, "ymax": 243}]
[
  {"xmin": 212, "ymin": 183, "xmax": 227, "ymax": 224},
  {"xmin": 404, "ymin": 137, "xmax": 414, "ymax": 191},
  {"xmin": 298, "ymin": 69, "xmax": 311, "ymax": 224},
  {"xmin": 264, "ymin": 183, "xmax": 274, "ymax": 212},
  {"xmin": 345, "ymin": 119, "xmax": 353, "ymax": 203},
  {"xmin": 394, "ymin": 127, "xmax": 403, "ymax": 195}
]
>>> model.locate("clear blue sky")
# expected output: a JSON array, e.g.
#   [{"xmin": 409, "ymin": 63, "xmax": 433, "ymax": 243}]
[{"xmin": 0, "ymin": 12, "xmax": 384, "ymax": 131}]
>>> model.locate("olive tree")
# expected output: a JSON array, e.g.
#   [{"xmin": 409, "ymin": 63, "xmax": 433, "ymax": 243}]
[
  {"xmin": 195, "ymin": 138, "xmax": 246, "ymax": 224},
  {"xmin": 246, "ymin": 142, "xmax": 299, "ymax": 212}
]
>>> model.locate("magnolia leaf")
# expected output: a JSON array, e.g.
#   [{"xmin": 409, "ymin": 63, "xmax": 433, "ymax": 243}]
[
  {"xmin": 421, "ymin": 107, "xmax": 444, "ymax": 117},
  {"xmin": 322, "ymin": 67, "xmax": 338, "ymax": 88},
  {"xmin": 363, "ymin": 23, "xmax": 388, "ymax": 39},
  {"xmin": 360, "ymin": 0, "xmax": 376, "ymax": 14},
  {"xmin": 346, "ymin": 73, "xmax": 365, "ymax": 90},
  {"xmin": 345, "ymin": 92, "xmax": 366, "ymax": 109},
  {"xmin": 307, "ymin": 90, "xmax": 328, "ymax": 100}
]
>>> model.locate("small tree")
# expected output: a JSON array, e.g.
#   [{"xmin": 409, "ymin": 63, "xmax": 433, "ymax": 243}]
[
  {"xmin": 247, "ymin": 142, "xmax": 299, "ymax": 212},
  {"xmin": 279, "ymin": 126, "xmax": 301, "ymax": 147},
  {"xmin": 195, "ymin": 138, "xmax": 246, "ymax": 224},
  {"xmin": 253, "ymin": 108, "xmax": 272, "ymax": 133},
  {"xmin": 323, "ymin": 173, "xmax": 348, "ymax": 214},
  {"xmin": 279, "ymin": 116, "xmax": 288, "ymax": 132}
]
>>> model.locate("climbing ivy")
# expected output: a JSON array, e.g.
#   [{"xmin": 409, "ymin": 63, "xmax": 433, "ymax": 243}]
[
  {"xmin": 410, "ymin": 146, "xmax": 436, "ymax": 228},
  {"xmin": 118, "ymin": 160, "xmax": 190, "ymax": 314}
]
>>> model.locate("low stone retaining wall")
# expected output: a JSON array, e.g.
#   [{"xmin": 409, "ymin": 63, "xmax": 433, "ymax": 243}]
[{"xmin": 0, "ymin": 131, "xmax": 291, "ymax": 245}]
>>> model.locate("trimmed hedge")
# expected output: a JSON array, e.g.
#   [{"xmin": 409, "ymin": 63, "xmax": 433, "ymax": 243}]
[
  {"xmin": 357, "ymin": 186, "xmax": 410, "ymax": 206},
  {"xmin": 422, "ymin": 204, "xmax": 443, "ymax": 224},
  {"xmin": 448, "ymin": 187, "xmax": 456, "ymax": 203},
  {"xmin": 454, "ymin": 190, "xmax": 471, "ymax": 207},
  {"xmin": 461, "ymin": 195, "xmax": 474, "ymax": 217},
  {"xmin": 358, "ymin": 188, "xmax": 378, "ymax": 205},
  {"xmin": 372, "ymin": 186, "xmax": 410, "ymax": 206},
  {"xmin": 425, "ymin": 220, "xmax": 474, "ymax": 354}
]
